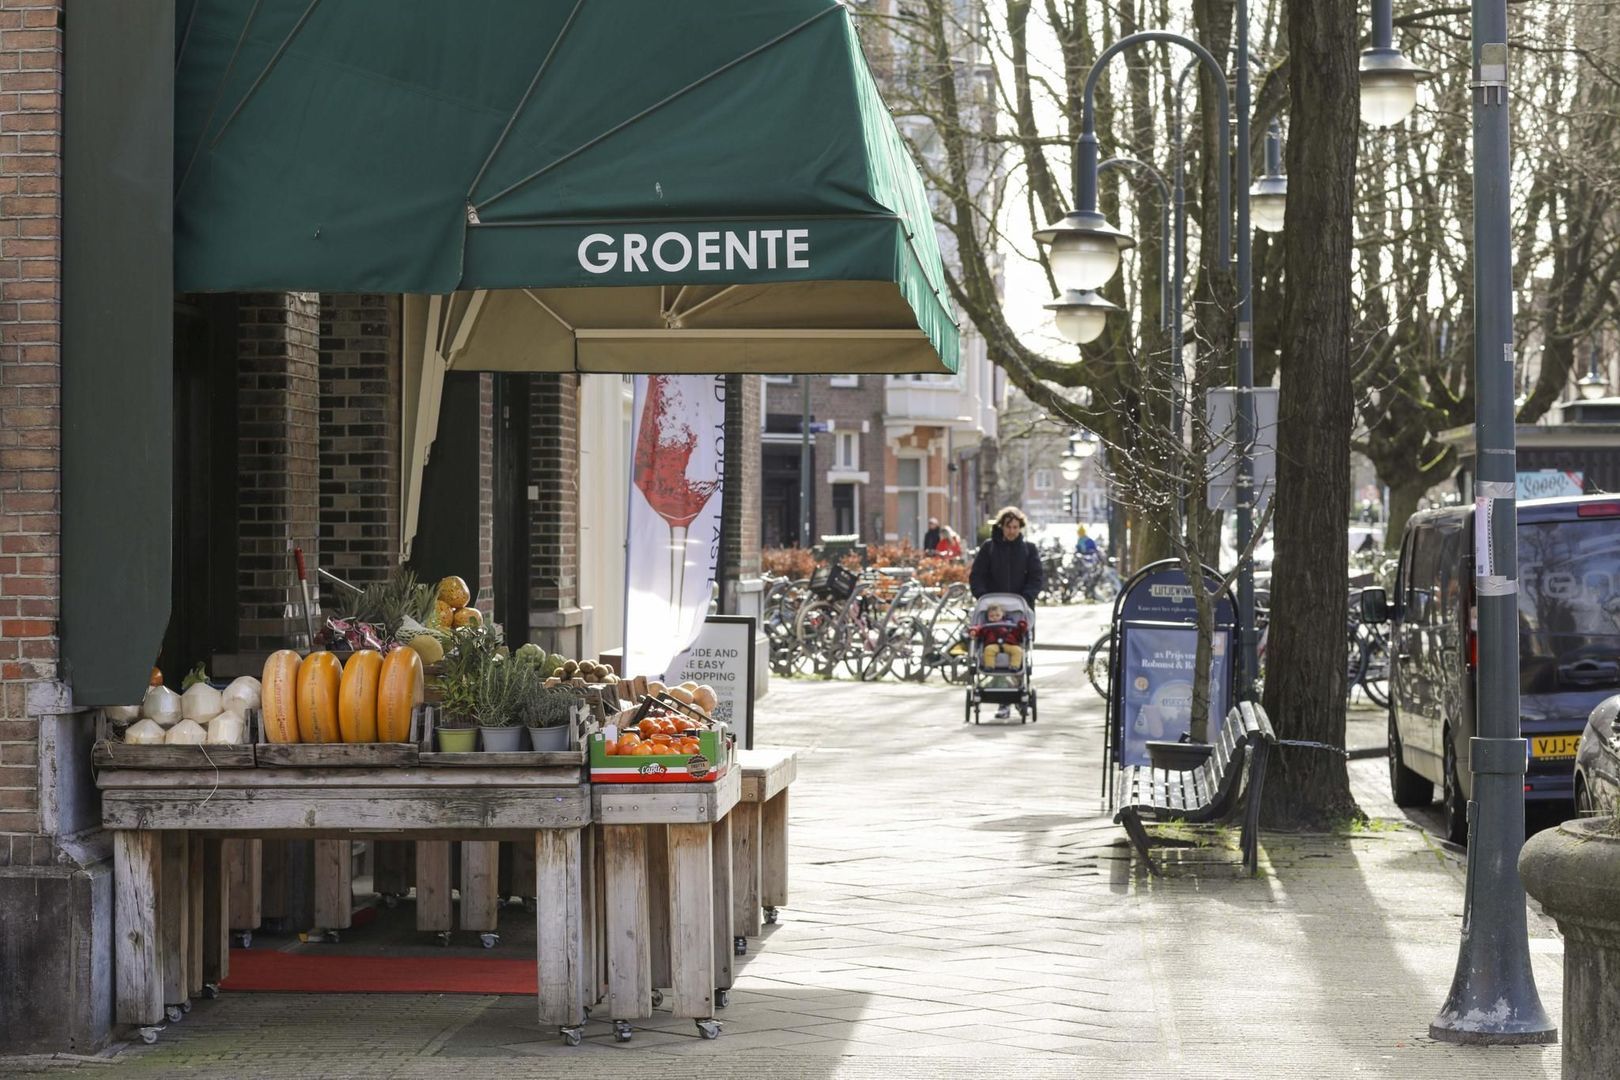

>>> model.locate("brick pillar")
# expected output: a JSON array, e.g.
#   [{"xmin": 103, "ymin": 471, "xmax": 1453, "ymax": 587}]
[
  {"xmin": 318, "ymin": 294, "xmax": 400, "ymax": 590},
  {"xmin": 528, "ymin": 373, "xmax": 582, "ymax": 655},
  {"xmin": 0, "ymin": 0, "xmax": 63, "ymax": 869},
  {"xmin": 477, "ymin": 372, "xmax": 495, "ymax": 617},
  {"xmin": 721, "ymin": 375, "xmax": 762, "ymax": 610},
  {"xmin": 236, "ymin": 293, "xmax": 320, "ymax": 651}
]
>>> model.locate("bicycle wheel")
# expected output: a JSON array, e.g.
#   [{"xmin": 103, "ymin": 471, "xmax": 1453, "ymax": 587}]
[
  {"xmin": 1090, "ymin": 570, "xmax": 1122, "ymax": 603},
  {"xmin": 794, "ymin": 599, "xmax": 840, "ymax": 678},
  {"xmin": 1085, "ymin": 632, "xmax": 1112, "ymax": 698}
]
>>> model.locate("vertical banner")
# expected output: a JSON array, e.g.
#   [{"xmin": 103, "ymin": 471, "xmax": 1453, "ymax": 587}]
[{"xmin": 623, "ymin": 375, "xmax": 726, "ymax": 678}]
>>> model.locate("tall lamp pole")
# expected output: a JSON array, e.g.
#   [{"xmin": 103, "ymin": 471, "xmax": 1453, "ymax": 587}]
[{"xmin": 1361, "ymin": 0, "xmax": 1554, "ymax": 1046}]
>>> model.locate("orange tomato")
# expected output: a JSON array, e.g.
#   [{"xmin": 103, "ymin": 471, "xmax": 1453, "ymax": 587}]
[
  {"xmin": 632, "ymin": 743, "xmax": 657, "ymax": 756},
  {"xmin": 637, "ymin": 719, "xmax": 661, "ymax": 738},
  {"xmin": 672, "ymin": 718, "xmax": 696, "ymax": 733},
  {"xmin": 603, "ymin": 739, "xmax": 618, "ymax": 756}
]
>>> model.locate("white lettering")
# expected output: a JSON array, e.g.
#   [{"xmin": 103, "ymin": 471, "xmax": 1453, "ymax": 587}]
[
  {"xmin": 697, "ymin": 231, "xmax": 721, "ymax": 271},
  {"xmin": 579, "ymin": 233, "xmax": 616, "ymax": 274},
  {"xmin": 760, "ymin": 229, "xmax": 784, "ymax": 269},
  {"xmin": 725, "ymin": 232, "xmax": 757, "ymax": 270},
  {"xmin": 623, "ymin": 233, "xmax": 650, "ymax": 273},
  {"xmin": 653, "ymin": 232, "xmax": 693, "ymax": 272},
  {"xmin": 786, "ymin": 229, "xmax": 810, "ymax": 269}
]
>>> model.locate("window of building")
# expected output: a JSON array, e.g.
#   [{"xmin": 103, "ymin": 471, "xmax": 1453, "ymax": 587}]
[
  {"xmin": 833, "ymin": 483, "xmax": 858, "ymax": 536},
  {"xmin": 1033, "ymin": 468, "xmax": 1053, "ymax": 491},
  {"xmin": 896, "ymin": 456, "xmax": 924, "ymax": 546},
  {"xmin": 830, "ymin": 374, "xmax": 859, "ymax": 388},
  {"xmin": 834, "ymin": 431, "xmax": 859, "ymax": 470}
]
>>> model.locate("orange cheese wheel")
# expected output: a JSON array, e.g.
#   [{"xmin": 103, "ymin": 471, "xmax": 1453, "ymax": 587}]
[
  {"xmin": 376, "ymin": 646, "xmax": 424, "ymax": 743},
  {"xmin": 338, "ymin": 650, "xmax": 383, "ymax": 744},
  {"xmin": 260, "ymin": 650, "xmax": 302, "ymax": 744},
  {"xmin": 295, "ymin": 651, "xmax": 342, "ymax": 744}
]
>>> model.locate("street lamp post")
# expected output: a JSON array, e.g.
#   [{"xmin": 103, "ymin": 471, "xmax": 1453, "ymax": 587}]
[
  {"xmin": 1367, "ymin": 0, "xmax": 1554, "ymax": 1047},
  {"xmin": 1034, "ymin": 27, "xmax": 1269, "ymax": 697}
]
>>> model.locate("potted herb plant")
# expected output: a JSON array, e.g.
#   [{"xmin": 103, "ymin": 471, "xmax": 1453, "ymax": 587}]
[
  {"xmin": 431, "ymin": 624, "xmax": 502, "ymax": 752},
  {"xmin": 475, "ymin": 656, "xmax": 524, "ymax": 751},
  {"xmin": 520, "ymin": 684, "xmax": 579, "ymax": 751}
]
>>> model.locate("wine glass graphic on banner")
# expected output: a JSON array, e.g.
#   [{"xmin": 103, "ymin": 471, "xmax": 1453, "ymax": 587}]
[{"xmin": 634, "ymin": 376, "xmax": 721, "ymax": 609}]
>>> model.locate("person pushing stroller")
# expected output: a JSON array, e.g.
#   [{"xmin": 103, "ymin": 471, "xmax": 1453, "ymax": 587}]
[{"xmin": 969, "ymin": 506, "xmax": 1043, "ymax": 718}]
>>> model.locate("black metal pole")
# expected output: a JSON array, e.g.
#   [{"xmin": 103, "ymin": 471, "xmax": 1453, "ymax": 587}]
[
  {"xmin": 1233, "ymin": 0, "xmax": 1258, "ymax": 701},
  {"xmin": 799, "ymin": 374, "xmax": 811, "ymax": 547},
  {"xmin": 1429, "ymin": 0, "xmax": 1554, "ymax": 1045}
]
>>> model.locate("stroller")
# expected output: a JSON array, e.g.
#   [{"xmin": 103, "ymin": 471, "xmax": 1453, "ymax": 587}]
[{"xmin": 964, "ymin": 593, "xmax": 1036, "ymax": 724}]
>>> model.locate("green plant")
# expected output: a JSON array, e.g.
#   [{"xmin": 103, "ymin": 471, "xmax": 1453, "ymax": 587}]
[
  {"xmin": 432, "ymin": 623, "xmax": 505, "ymax": 727},
  {"xmin": 348, "ymin": 567, "xmax": 436, "ymax": 635},
  {"xmin": 518, "ymin": 685, "xmax": 580, "ymax": 730},
  {"xmin": 473, "ymin": 657, "xmax": 524, "ymax": 727}
]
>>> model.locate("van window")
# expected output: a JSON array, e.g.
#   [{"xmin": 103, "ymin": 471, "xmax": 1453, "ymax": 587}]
[
  {"xmin": 1407, "ymin": 524, "xmax": 1443, "ymax": 624},
  {"xmin": 1518, "ymin": 518, "xmax": 1620, "ymax": 692}
]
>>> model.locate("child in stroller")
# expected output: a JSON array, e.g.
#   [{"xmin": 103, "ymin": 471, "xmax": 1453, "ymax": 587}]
[{"xmin": 977, "ymin": 602, "xmax": 1028, "ymax": 670}]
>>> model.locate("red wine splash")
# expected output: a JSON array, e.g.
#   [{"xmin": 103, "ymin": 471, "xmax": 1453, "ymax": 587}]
[{"xmin": 634, "ymin": 376, "xmax": 720, "ymax": 528}]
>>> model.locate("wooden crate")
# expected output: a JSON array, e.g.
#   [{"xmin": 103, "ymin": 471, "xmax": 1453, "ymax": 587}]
[
  {"xmin": 92, "ymin": 709, "xmax": 255, "ymax": 769},
  {"xmin": 252, "ymin": 704, "xmax": 423, "ymax": 767}
]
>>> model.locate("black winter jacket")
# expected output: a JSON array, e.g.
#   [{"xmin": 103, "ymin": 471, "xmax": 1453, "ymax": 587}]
[{"xmin": 969, "ymin": 527, "xmax": 1044, "ymax": 605}]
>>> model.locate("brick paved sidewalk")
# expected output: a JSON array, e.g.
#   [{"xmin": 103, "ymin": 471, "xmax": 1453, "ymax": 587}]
[{"xmin": 8, "ymin": 604, "xmax": 1564, "ymax": 1079}]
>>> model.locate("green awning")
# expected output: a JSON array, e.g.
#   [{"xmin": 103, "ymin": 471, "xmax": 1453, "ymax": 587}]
[{"xmin": 174, "ymin": 0, "xmax": 957, "ymax": 374}]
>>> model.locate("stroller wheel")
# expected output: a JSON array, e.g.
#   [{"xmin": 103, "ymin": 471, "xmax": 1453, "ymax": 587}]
[
  {"xmin": 964, "ymin": 695, "xmax": 972, "ymax": 724},
  {"xmin": 1029, "ymin": 689, "xmax": 1038, "ymax": 723}
]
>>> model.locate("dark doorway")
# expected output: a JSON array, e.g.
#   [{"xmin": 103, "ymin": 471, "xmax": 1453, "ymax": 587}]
[
  {"xmin": 762, "ymin": 443, "xmax": 813, "ymax": 547},
  {"xmin": 162, "ymin": 295, "xmax": 240, "ymax": 683},
  {"xmin": 408, "ymin": 372, "xmax": 484, "ymax": 597}
]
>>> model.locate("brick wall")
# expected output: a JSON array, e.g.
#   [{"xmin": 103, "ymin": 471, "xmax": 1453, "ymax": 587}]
[
  {"xmin": 477, "ymin": 372, "xmax": 495, "ymax": 616},
  {"xmin": 236, "ymin": 293, "xmax": 321, "ymax": 651},
  {"xmin": 722, "ymin": 375, "xmax": 763, "ymax": 589},
  {"xmin": 318, "ymin": 294, "xmax": 400, "ymax": 590},
  {"xmin": 529, "ymin": 373, "xmax": 579, "ymax": 613},
  {"xmin": 0, "ymin": 0, "xmax": 62, "ymax": 864}
]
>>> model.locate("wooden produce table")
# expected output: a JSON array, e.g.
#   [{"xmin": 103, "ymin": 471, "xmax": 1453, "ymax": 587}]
[
  {"xmin": 731, "ymin": 748, "xmax": 798, "ymax": 951},
  {"xmin": 98, "ymin": 764, "xmax": 594, "ymax": 1044},
  {"xmin": 592, "ymin": 765, "xmax": 740, "ymax": 1041}
]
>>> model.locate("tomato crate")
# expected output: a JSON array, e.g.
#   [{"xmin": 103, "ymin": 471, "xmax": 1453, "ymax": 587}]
[{"xmin": 588, "ymin": 700, "xmax": 733, "ymax": 784}]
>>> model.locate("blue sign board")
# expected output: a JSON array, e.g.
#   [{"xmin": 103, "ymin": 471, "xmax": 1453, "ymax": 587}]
[{"xmin": 1119, "ymin": 623, "xmax": 1231, "ymax": 766}]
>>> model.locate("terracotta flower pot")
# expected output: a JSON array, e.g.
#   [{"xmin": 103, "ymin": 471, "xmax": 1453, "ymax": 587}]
[{"xmin": 1519, "ymin": 816, "xmax": 1620, "ymax": 1078}]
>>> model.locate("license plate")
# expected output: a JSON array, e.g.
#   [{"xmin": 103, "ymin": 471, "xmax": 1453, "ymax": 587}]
[{"xmin": 1530, "ymin": 735, "xmax": 1581, "ymax": 760}]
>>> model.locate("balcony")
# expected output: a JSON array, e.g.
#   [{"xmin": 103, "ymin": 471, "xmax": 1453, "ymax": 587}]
[{"xmin": 884, "ymin": 374, "xmax": 980, "ymax": 430}]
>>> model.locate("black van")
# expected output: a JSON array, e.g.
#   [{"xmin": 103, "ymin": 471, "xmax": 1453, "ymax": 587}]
[{"xmin": 1360, "ymin": 494, "xmax": 1620, "ymax": 843}]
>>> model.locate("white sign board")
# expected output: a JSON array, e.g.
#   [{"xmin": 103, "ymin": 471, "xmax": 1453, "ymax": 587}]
[
  {"xmin": 1206, "ymin": 387, "xmax": 1279, "ymax": 513},
  {"xmin": 662, "ymin": 616, "xmax": 757, "ymax": 750},
  {"xmin": 1517, "ymin": 470, "xmax": 1584, "ymax": 500}
]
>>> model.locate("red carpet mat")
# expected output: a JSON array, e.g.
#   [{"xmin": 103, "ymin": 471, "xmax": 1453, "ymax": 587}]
[{"xmin": 221, "ymin": 950, "xmax": 536, "ymax": 995}]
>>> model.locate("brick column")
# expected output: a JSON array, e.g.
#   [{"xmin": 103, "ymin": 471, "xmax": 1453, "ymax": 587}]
[
  {"xmin": 478, "ymin": 372, "xmax": 495, "ymax": 617},
  {"xmin": 236, "ymin": 293, "xmax": 321, "ymax": 651},
  {"xmin": 0, "ymin": 0, "xmax": 62, "ymax": 869},
  {"xmin": 318, "ymin": 294, "xmax": 400, "ymax": 590},
  {"xmin": 528, "ymin": 373, "xmax": 582, "ymax": 654},
  {"xmin": 721, "ymin": 375, "xmax": 762, "ymax": 610}
]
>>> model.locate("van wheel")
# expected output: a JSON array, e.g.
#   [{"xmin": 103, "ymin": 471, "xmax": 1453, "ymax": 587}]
[
  {"xmin": 1388, "ymin": 713, "xmax": 1433, "ymax": 807},
  {"xmin": 1442, "ymin": 731, "xmax": 1469, "ymax": 846}
]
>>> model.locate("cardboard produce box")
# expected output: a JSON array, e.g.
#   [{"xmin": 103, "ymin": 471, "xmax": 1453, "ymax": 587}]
[{"xmin": 589, "ymin": 698, "xmax": 733, "ymax": 784}]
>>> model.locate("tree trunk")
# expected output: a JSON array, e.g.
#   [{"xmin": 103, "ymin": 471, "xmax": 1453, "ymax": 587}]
[
  {"xmin": 1260, "ymin": 0, "xmax": 1361, "ymax": 829},
  {"xmin": 1385, "ymin": 481, "xmax": 1427, "ymax": 552}
]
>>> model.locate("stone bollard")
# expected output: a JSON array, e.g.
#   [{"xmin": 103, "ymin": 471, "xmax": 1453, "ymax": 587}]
[{"xmin": 1519, "ymin": 817, "xmax": 1620, "ymax": 1080}]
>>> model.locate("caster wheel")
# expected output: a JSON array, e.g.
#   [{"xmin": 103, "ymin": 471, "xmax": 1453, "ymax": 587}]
[
  {"xmin": 560, "ymin": 1026, "xmax": 583, "ymax": 1047},
  {"xmin": 138, "ymin": 1026, "xmax": 161, "ymax": 1045},
  {"xmin": 202, "ymin": 983, "xmax": 220, "ymax": 1000},
  {"xmin": 733, "ymin": 935, "xmax": 747, "ymax": 956},
  {"xmin": 382, "ymin": 894, "xmax": 400, "ymax": 909},
  {"xmin": 523, "ymin": 898, "xmax": 537, "ymax": 914},
  {"xmin": 233, "ymin": 931, "xmax": 252, "ymax": 949},
  {"xmin": 325, "ymin": 930, "xmax": 340, "ymax": 944},
  {"xmin": 715, "ymin": 989, "xmax": 730, "ymax": 1009},
  {"xmin": 436, "ymin": 931, "xmax": 452, "ymax": 947},
  {"xmin": 612, "ymin": 1020, "xmax": 633, "ymax": 1043},
  {"xmin": 696, "ymin": 1019, "xmax": 721, "ymax": 1039},
  {"xmin": 764, "ymin": 906, "xmax": 779, "ymax": 925},
  {"xmin": 179, "ymin": 999, "xmax": 192, "ymax": 1014},
  {"xmin": 651, "ymin": 989, "xmax": 665, "ymax": 1008},
  {"xmin": 165, "ymin": 1005, "xmax": 183, "ymax": 1024},
  {"xmin": 480, "ymin": 933, "xmax": 499, "ymax": 949}
]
